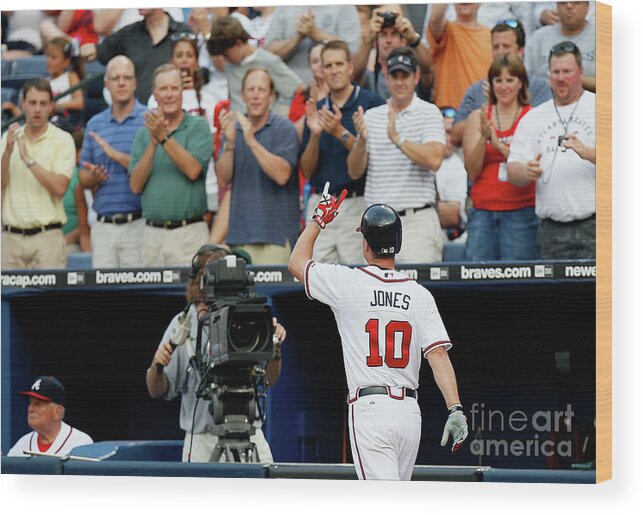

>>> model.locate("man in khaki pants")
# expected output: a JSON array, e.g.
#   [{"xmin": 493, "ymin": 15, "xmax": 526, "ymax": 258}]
[{"xmin": 2, "ymin": 78, "xmax": 75, "ymax": 270}]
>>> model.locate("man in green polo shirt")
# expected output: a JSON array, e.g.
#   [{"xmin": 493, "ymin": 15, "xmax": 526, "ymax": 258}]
[
  {"xmin": 129, "ymin": 63, "xmax": 213, "ymax": 267},
  {"xmin": 1, "ymin": 78, "xmax": 75, "ymax": 270}
]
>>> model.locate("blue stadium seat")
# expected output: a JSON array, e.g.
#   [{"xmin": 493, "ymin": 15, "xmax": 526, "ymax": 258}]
[{"xmin": 10, "ymin": 55, "xmax": 47, "ymax": 77}]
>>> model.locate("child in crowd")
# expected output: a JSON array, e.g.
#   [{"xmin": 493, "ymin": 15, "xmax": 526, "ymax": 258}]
[{"xmin": 46, "ymin": 36, "xmax": 85, "ymax": 130}]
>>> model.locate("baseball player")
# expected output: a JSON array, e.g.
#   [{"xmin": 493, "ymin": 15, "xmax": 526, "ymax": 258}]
[
  {"xmin": 288, "ymin": 184, "xmax": 468, "ymax": 480},
  {"xmin": 7, "ymin": 376, "xmax": 93, "ymax": 457}
]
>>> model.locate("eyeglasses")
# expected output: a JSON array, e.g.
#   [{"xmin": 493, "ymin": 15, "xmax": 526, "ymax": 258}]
[
  {"xmin": 440, "ymin": 107, "xmax": 457, "ymax": 119},
  {"xmin": 170, "ymin": 32, "xmax": 197, "ymax": 42},
  {"xmin": 549, "ymin": 41, "xmax": 579, "ymax": 56},
  {"xmin": 107, "ymin": 75, "xmax": 135, "ymax": 82}
]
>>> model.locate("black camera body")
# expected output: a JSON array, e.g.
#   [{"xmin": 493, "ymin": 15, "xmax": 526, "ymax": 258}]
[
  {"xmin": 202, "ymin": 257, "xmax": 275, "ymax": 366},
  {"xmin": 379, "ymin": 11, "xmax": 398, "ymax": 29}
]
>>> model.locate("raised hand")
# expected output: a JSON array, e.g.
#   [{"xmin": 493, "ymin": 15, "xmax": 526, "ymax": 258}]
[
  {"xmin": 312, "ymin": 181, "xmax": 348, "ymax": 229},
  {"xmin": 386, "ymin": 101, "xmax": 400, "ymax": 145},
  {"xmin": 144, "ymin": 110, "xmax": 168, "ymax": 144},
  {"xmin": 352, "ymin": 105, "xmax": 368, "ymax": 141},
  {"xmin": 305, "ymin": 98, "xmax": 323, "ymax": 136},
  {"xmin": 479, "ymin": 104, "xmax": 492, "ymax": 141},
  {"xmin": 89, "ymin": 131, "xmax": 119, "ymax": 161},
  {"xmin": 82, "ymin": 161, "xmax": 110, "ymax": 184},
  {"xmin": 4, "ymin": 123, "xmax": 20, "ymax": 155},
  {"xmin": 219, "ymin": 107, "xmax": 237, "ymax": 142},
  {"xmin": 318, "ymin": 103, "xmax": 343, "ymax": 138},
  {"xmin": 236, "ymin": 112, "xmax": 256, "ymax": 143}
]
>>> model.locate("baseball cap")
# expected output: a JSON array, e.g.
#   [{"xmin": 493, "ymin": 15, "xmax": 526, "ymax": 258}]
[
  {"xmin": 19, "ymin": 376, "xmax": 66, "ymax": 406},
  {"xmin": 386, "ymin": 52, "xmax": 418, "ymax": 74}
]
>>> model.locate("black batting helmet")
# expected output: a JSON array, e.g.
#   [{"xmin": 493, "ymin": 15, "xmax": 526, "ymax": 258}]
[{"xmin": 357, "ymin": 204, "xmax": 402, "ymax": 255}]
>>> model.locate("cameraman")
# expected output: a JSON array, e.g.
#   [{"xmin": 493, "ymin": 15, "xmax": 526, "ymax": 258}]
[
  {"xmin": 146, "ymin": 244, "xmax": 286, "ymax": 462},
  {"xmin": 352, "ymin": 4, "xmax": 434, "ymax": 101}
]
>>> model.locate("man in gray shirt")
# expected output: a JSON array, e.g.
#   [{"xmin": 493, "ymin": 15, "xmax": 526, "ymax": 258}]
[
  {"xmin": 525, "ymin": 1, "xmax": 595, "ymax": 91},
  {"xmin": 265, "ymin": 5, "xmax": 361, "ymax": 84}
]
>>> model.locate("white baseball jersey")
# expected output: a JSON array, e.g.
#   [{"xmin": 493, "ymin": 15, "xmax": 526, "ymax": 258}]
[
  {"xmin": 304, "ymin": 261, "xmax": 452, "ymax": 394},
  {"xmin": 7, "ymin": 421, "xmax": 93, "ymax": 457}
]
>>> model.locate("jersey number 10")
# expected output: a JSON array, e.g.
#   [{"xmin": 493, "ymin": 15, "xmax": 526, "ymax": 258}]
[{"xmin": 365, "ymin": 319, "xmax": 411, "ymax": 368}]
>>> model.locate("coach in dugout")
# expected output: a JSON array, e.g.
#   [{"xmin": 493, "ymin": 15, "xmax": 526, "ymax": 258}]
[
  {"xmin": 145, "ymin": 244, "xmax": 286, "ymax": 463},
  {"xmin": 8, "ymin": 376, "xmax": 93, "ymax": 457}
]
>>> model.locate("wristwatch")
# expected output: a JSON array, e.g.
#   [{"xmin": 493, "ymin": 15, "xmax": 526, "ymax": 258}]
[
  {"xmin": 159, "ymin": 133, "xmax": 171, "ymax": 146},
  {"xmin": 395, "ymin": 136, "xmax": 407, "ymax": 149},
  {"xmin": 24, "ymin": 157, "xmax": 36, "ymax": 168},
  {"xmin": 340, "ymin": 129, "xmax": 350, "ymax": 144},
  {"xmin": 409, "ymin": 32, "xmax": 422, "ymax": 48}
]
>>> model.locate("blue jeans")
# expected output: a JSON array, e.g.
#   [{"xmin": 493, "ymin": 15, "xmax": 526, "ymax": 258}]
[{"xmin": 465, "ymin": 207, "xmax": 539, "ymax": 261}]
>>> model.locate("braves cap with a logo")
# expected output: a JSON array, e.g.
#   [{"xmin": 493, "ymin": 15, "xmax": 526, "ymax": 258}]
[{"xmin": 19, "ymin": 376, "xmax": 66, "ymax": 406}]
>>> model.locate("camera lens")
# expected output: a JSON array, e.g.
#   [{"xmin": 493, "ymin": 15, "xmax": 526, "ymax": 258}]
[{"xmin": 228, "ymin": 315, "xmax": 270, "ymax": 353}]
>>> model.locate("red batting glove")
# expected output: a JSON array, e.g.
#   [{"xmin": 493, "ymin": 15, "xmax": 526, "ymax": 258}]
[{"xmin": 312, "ymin": 181, "xmax": 348, "ymax": 229}]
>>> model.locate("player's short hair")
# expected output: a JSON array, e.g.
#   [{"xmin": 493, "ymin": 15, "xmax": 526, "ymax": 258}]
[
  {"xmin": 241, "ymin": 67, "xmax": 275, "ymax": 93},
  {"xmin": 207, "ymin": 15, "xmax": 250, "ymax": 56},
  {"xmin": 487, "ymin": 53, "xmax": 530, "ymax": 106},
  {"xmin": 22, "ymin": 77, "xmax": 53, "ymax": 102},
  {"xmin": 321, "ymin": 40, "xmax": 352, "ymax": 63},
  {"xmin": 548, "ymin": 40, "xmax": 583, "ymax": 67},
  {"xmin": 491, "ymin": 19, "xmax": 526, "ymax": 49}
]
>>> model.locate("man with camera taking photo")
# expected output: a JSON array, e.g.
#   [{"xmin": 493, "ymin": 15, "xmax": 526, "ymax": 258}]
[
  {"xmin": 353, "ymin": 4, "xmax": 434, "ymax": 101},
  {"xmin": 146, "ymin": 244, "xmax": 286, "ymax": 463}
]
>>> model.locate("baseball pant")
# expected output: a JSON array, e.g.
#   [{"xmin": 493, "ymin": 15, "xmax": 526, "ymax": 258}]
[
  {"xmin": 2, "ymin": 228, "xmax": 66, "ymax": 269},
  {"xmin": 397, "ymin": 207, "xmax": 443, "ymax": 264},
  {"xmin": 181, "ymin": 428, "xmax": 274, "ymax": 463},
  {"xmin": 348, "ymin": 395, "xmax": 422, "ymax": 480},
  {"xmin": 91, "ymin": 218, "xmax": 145, "ymax": 268},
  {"xmin": 142, "ymin": 221, "xmax": 209, "ymax": 267},
  {"xmin": 305, "ymin": 194, "xmax": 366, "ymax": 266}
]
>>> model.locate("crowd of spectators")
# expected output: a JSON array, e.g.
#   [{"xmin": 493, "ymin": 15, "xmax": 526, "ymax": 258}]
[{"xmin": 1, "ymin": 3, "xmax": 598, "ymax": 270}]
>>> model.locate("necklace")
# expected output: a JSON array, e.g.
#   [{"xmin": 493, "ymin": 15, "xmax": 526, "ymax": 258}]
[
  {"xmin": 494, "ymin": 104, "xmax": 521, "ymax": 144},
  {"xmin": 552, "ymin": 91, "xmax": 583, "ymax": 152}
]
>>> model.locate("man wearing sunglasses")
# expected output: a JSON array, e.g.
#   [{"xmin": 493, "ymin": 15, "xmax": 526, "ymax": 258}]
[
  {"xmin": 450, "ymin": 19, "xmax": 552, "ymax": 147},
  {"xmin": 349, "ymin": 47, "xmax": 445, "ymax": 264},
  {"xmin": 525, "ymin": 1, "xmax": 595, "ymax": 92},
  {"xmin": 507, "ymin": 41, "xmax": 595, "ymax": 259},
  {"xmin": 81, "ymin": 9, "xmax": 193, "ymax": 103}
]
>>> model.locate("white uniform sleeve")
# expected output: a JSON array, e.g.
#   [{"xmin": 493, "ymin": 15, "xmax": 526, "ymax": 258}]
[
  {"xmin": 303, "ymin": 260, "xmax": 347, "ymax": 309},
  {"xmin": 419, "ymin": 293, "xmax": 452, "ymax": 358},
  {"xmin": 7, "ymin": 434, "xmax": 31, "ymax": 457}
]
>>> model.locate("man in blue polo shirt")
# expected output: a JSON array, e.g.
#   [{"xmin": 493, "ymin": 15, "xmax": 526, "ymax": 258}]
[
  {"xmin": 216, "ymin": 67, "xmax": 299, "ymax": 265},
  {"xmin": 300, "ymin": 40, "xmax": 385, "ymax": 265},
  {"xmin": 79, "ymin": 56, "xmax": 146, "ymax": 268}
]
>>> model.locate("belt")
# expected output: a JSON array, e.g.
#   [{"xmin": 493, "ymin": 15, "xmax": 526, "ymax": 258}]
[
  {"xmin": 3, "ymin": 222, "xmax": 63, "ymax": 236},
  {"xmin": 542, "ymin": 213, "xmax": 596, "ymax": 225},
  {"xmin": 397, "ymin": 204, "xmax": 434, "ymax": 217},
  {"xmin": 348, "ymin": 386, "xmax": 417, "ymax": 403},
  {"xmin": 145, "ymin": 216, "xmax": 204, "ymax": 230},
  {"xmin": 314, "ymin": 183, "xmax": 364, "ymax": 198},
  {"xmin": 97, "ymin": 212, "xmax": 142, "ymax": 224}
]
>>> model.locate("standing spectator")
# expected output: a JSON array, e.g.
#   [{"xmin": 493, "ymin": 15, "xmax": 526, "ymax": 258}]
[
  {"xmin": 526, "ymin": 1, "xmax": 595, "ymax": 91},
  {"xmin": 80, "ymin": 9, "xmax": 193, "ymax": 104},
  {"xmin": 251, "ymin": 6, "xmax": 276, "ymax": 47},
  {"xmin": 40, "ymin": 10, "xmax": 99, "ymax": 46},
  {"xmin": 463, "ymin": 54, "xmax": 538, "ymax": 261},
  {"xmin": 216, "ymin": 68, "xmax": 299, "ymax": 265},
  {"xmin": 45, "ymin": 37, "xmax": 85, "ymax": 131},
  {"xmin": 1, "ymin": 78, "xmax": 75, "ymax": 270},
  {"xmin": 348, "ymin": 48, "xmax": 445, "ymax": 264},
  {"xmin": 207, "ymin": 16, "xmax": 304, "ymax": 116},
  {"xmin": 435, "ymin": 107, "xmax": 468, "ymax": 240},
  {"xmin": 265, "ymin": 5, "xmax": 361, "ymax": 85},
  {"xmin": 450, "ymin": 19, "xmax": 552, "ymax": 147},
  {"xmin": 508, "ymin": 42, "xmax": 595, "ymax": 259},
  {"xmin": 353, "ymin": 4, "xmax": 433, "ymax": 102},
  {"xmin": 3, "ymin": 10, "xmax": 56, "ymax": 60},
  {"xmin": 79, "ymin": 56, "xmax": 146, "ymax": 268},
  {"xmin": 300, "ymin": 40, "xmax": 385, "ymax": 264},
  {"xmin": 129, "ymin": 64, "xmax": 213, "ymax": 267},
  {"xmin": 7, "ymin": 376, "xmax": 93, "ymax": 457},
  {"xmin": 427, "ymin": 3, "xmax": 493, "ymax": 111}
]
